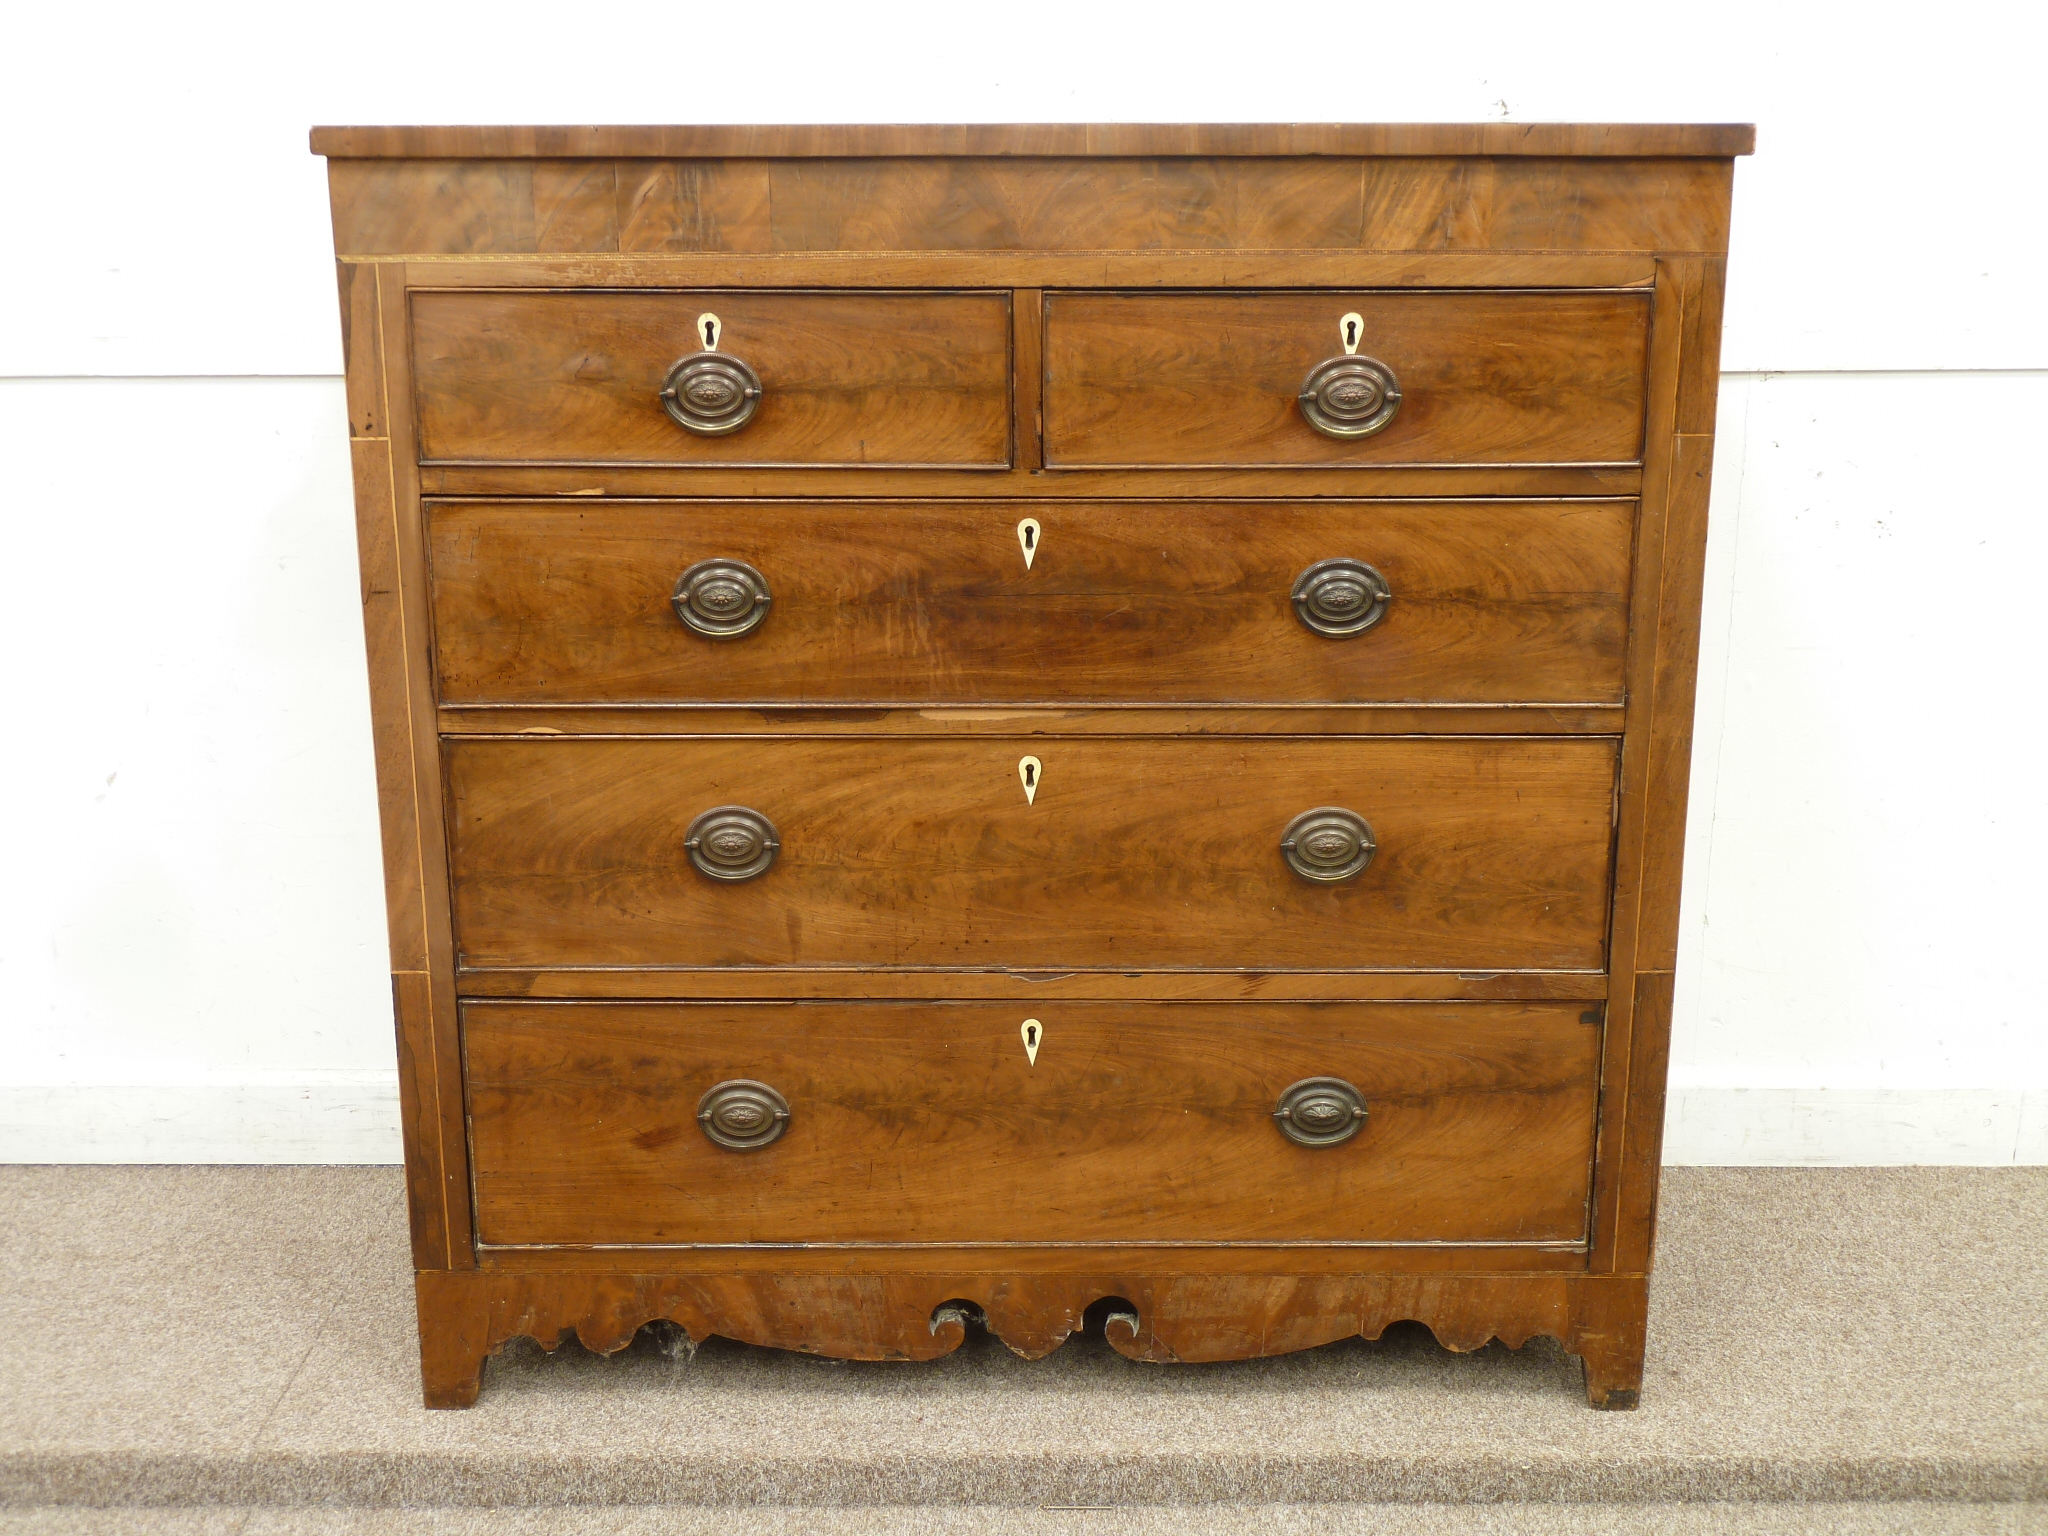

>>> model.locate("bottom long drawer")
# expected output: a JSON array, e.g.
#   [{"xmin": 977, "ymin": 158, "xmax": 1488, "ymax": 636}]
[{"xmin": 465, "ymin": 1000, "xmax": 1599, "ymax": 1248}]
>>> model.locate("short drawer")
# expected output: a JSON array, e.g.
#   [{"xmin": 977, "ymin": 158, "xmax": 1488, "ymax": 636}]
[
  {"xmin": 411, "ymin": 289, "xmax": 1012, "ymax": 467},
  {"xmin": 466, "ymin": 1000, "xmax": 1600, "ymax": 1247},
  {"xmin": 446, "ymin": 736, "xmax": 1617, "ymax": 972},
  {"xmin": 428, "ymin": 498, "xmax": 1633, "ymax": 706},
  {"xmin": 1042, "ymin": 290, "xmax": 1650, "ymax": 468}
]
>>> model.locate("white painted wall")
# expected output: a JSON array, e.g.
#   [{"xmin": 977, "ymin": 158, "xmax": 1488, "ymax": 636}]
[{"xmin": 1, "ymin": 0, "xmax": 2043, "ymax": 1163}]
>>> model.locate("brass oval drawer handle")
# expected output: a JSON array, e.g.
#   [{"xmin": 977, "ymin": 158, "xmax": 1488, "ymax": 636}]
[
  {"xmin": 1299, "ymin": 356, "xmax": 1401, "ymax": 439},
  {"xmin": 673, "ymin": 558, "xmax": 772, "ymax": 639},
  {"xmin": 659, "ymin": 314, "xmax": 762, "ymax": 436},
  {"xmin": 684, "ymin": 805, "xmax": 780, "ymax": 882},
  {"xmin": 1273, "ymin": 1077, "xmax": 1368, "ymax": 1147},
  {"xmin": 1280, "ymin": 806, "xmax": 1376, "ymax": 883},
  {"xmin": 1291, "ymin": 558, "xmax": 1391, "ymax": 637},
  {"xmin": 697, "ymin": 1079, "xmax": 790, "ymax": 1150},
  {"xmin": 1298, "ymin": 314, "xmax": 1401, "ymax": 440}
]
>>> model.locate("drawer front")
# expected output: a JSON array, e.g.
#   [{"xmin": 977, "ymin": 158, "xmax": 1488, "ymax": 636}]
[
  {"xmin": 429, "ymin": 498, "xmax": 1633, "ymax": 706},
  {"xmin": 1042, "ymin": 290, "xmax": 1649, "ymax": 468},
  {"xmin": 411, "ymin": 290, "xmax": 1012, "ymax": 467},
  {"xmin": 466, "ymin": 1000, "xmax": 1599, "ymax": 1246},
  {"xmin": 447, "ymin": 736, "xmax": 1617, "ymax": 971}
]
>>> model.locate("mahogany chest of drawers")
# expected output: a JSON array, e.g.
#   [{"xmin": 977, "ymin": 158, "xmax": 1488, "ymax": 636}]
[{"xmin": 313, "ymin": 122, "xmax": 1750, "ymax": 1408}]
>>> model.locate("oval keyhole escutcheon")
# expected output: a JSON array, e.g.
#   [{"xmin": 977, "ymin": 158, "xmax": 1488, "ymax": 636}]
[
  {"xmin": 1021, "ymin": 1019, "xmax": 1042, "ymax": 1065},
  {"xmin": 1018, "ymin": 755, "xmax": 1040, "ymax": 804}
]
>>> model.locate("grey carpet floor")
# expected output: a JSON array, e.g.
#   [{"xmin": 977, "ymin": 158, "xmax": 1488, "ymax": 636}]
[
  {"xmin": 1, "ymin": 1166, "xmax": 2043, "ymax": 1520},
  {"xmin": 1, "ymin": 1504, "xmax": 2043, "ymax": 1534}
]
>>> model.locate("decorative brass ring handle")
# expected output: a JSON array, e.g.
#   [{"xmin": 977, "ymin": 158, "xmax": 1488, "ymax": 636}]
[
  {"xmin": 1298, "ymin": 355, "xmax": 1402, "ymax": 439},
  {"xmin": 684, "ymin": 806, "xmax": 780, "ymax": 882},
  {"xmin": 1291, "ymin": 558, "xmax": 1391, "ymax": 638},
  {"xmin": 1280, "ymin": 807, "xmax": 1377, "ymax": 883},
  {"xmin": 1273, "ymin": 1077, "xmax": 1368, "ymax": 1148},
  {"xmin": 660, "ymin": 351, "xmax": 763, "ymax": 435},
  {"xmin": 673, "ymin": 558, "xmax": 772, "ymax": 639},
  {"xmin": 697, "ymin": 1079, "xmax": 790, "ymax": 1150}
]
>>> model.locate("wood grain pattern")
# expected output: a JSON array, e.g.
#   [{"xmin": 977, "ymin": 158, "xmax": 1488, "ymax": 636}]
[
  {"xmin": 457, "ymin": 969, "xmax": 1608, "ymax": 1003},
  {"xmin": 437, "ymin": 704, "xmax": 1629, "ymax": 737},
  {"xmin": 328, "ymin": 160, "xmax": 541, "ymax": 256},
  {"xmin": 445, "ymin": 736, "xmax": 1619, "ymax": 972},
  {"xmin": 324, "ymin": 155, "xmax": 1739, "ymax": 258},
  {"xmin": 410, "ymin": 289, "xmax": 1011, "ymax": 467},
  {"xmin": 1675, "ymin": 257, "xmax": 1731, "ymax": 437},
  {"xmin": 1583, "ymin": 260, "xmax": 1682, "ymax": 1276},
  {"xmin": 391, "ymin": 971, "xmax": 447, "ymax": 1269},
  {"xmin": 1626, "ymin": 262, "xmax": 1726, "ymax": 968},
  {"xmin": 1014, "ymin": 289, "xmax": 1044, "ymax": 471},
  {"xmin": 413, "ymin": 1267, "xmax": 1649, "ymax": 1409},
  {"xmin": 336, "ymin": 261, "xmax": 468, "ymax": 1269},
  {"xmin": 532, "ymin": 161, "xmax": 620, "ymax": 252},
  {"xmin": 315, "ymin": 123, "xmax": 1757, "ymax": 159},
  {"xmin": 402, "ymin": 251, "xmax": 1660, "ymax": 291},
  {"xmin": 336, "ymin": 262, "xmax": 384, "ymax": 436},
  {"xmin": 1591, "ymin": 255, "xmax": 1724, "ymax": 1275},
  {"xmin": 1612, "ymin": 970, "xmax": 1676, "ymax": 1274},
  {"xmin": 418, "ymin": 461, "xmax": 1642, "ymax": 502},
  {"xmin": 1043, "ymin": 291, "xmax": 1650, "ymax": 467},
  {"xmin": 1636, "ymin": 434, "xmax": 1717, "ymax": 967},
  {"xmin": 465, "ymin": 1000, "xmax": 1598, "ymax": 1247},
  {"xmin": 1598, "ymin": 254, "xmax": 1729, "ymax": 1279},
  {"xmin": 369, "ymin": 264, "xmax": 476, "ymax": 1267},
  {"xmin": 472, "ymin": 1239, "xmax": 1588, "ymax": 1275},
  {"xmin": 425, "ymin": 498, "xmax": 1635, "ymax": 706},
  {"xmin": 790, "ymin": 157, "xmax": 1734, "ymax": 255},
  {"xmin": 346, "ymin": 439, "xmax": 425, "ymax": 968},
  {"xmin": 1357, "ymin": 158, "xmax": 1731, "ymax": 255},
  {"xmin": 762, "ymin": 158, "xmax": 1364, "ymax": 251},
  {"xmin": 614, "ymin": 162, "xmax": 772, "ymax": 252}
]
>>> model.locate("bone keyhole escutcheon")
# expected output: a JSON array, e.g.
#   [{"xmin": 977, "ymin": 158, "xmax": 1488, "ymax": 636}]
[
  {"xmin": 1018, "ymin": 755, "xmax": 1041, "ymax": 804},
  {"xmin": 699, "ymin": 312, "xmax": 722, "ymax": 350},
  {"xmin": 1017, "ymin": 517, "xmax": 1040, "ymax": 570},
  {"xmin": 1340, "ymin": 311, "xmax": 1364, "ymax": 355},
  {"xmin": 1021, "ymin": 1019, "xmax": 1042, "ymax": 1065}
]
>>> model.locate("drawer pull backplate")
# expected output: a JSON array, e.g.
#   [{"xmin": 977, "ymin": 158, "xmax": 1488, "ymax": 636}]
[
  {"xmin": 684, "ymin": 805, "xmax": 780, "ymax": 882},
  {"xmin": 1291, "ymin": 558, "xmax": 1392, "ymax": 637},
  {"xmin": 672, "ymin": 558, "xmax": 772, "ymax": 639},
  {"xmin": 1279, "ymin": 806, "xmax": 1377, "ymax": 883},
  {"xmin": 697, "ymin": 1079, "xmax": 791, "ymax": 1150},
  {"xmin": 1273, "ymin": 1077, "xmax": 1369, "ymax": 1147}
]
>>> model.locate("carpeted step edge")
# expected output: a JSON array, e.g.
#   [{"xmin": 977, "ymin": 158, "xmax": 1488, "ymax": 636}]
[{"xmin": 4, "ymin": 1450, "xmax": 2045, "ymax": 1508}]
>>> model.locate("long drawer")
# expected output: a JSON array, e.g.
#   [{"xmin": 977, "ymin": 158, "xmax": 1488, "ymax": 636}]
[
  {"xmin": 411, "ymin": 289, "xmax": 1013, "ymax": 467},
  {"xmin": 465, "ymin": 1000, "xmax": 1601, "ymax": 1247},
  {"xmin": 1042, "ymin": 289, "xmax": 1651, "ymax": 468},
  {"xmin": 446, "ymin": 736, "xmax": 1618, "ymax": 972},
  {"xmin": 428, "ymin": 498, "xmax": 1634, "ymax": 706}
]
